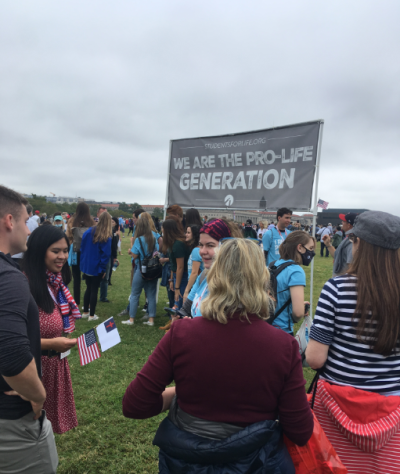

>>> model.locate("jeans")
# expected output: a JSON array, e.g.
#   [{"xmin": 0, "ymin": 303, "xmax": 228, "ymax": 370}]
[
  {"xmin": 173, "ymin": 271, "xmax": 188, "ymax": 309},
  {"xmin": 83, "ymin": 274, "xmax": 103, "ymax": 316},
  {"xmin": 320, "ymin": 241, "xmax": 329, "ymax": 257},
  {"xmin": 71, "ymin": 252, "xmax": 81, "ymax": 304},
  {"xmin": 100, "ymin": 258, "xmax": 112, "ymax": 301},
  {"xmin": 129, "ymin": 269, "xmax": 158, "ymax": 319}
]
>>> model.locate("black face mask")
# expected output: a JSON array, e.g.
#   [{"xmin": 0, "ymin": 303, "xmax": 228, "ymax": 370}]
[{"xmin": 301, "ymin": 248, "xmax": 315, "ymax": 266}]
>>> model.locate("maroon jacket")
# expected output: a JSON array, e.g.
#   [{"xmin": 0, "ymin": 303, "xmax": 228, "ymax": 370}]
[{"xmin": 123, "ymin": 313, "xmax": 313, "ymax": 446}]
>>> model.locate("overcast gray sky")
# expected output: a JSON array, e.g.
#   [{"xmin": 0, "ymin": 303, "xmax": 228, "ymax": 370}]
[{"xmin": 1, "ymin": 1, "xmax": 399, "ymax": 215}]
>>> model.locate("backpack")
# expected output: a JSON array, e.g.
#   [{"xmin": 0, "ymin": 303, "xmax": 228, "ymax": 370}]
[
  {"xmin": 267, "ymin": 260, "xmax": 297, "ymax": 329},
  {"xmin": 138, "ymin": 237, "xmax": 163, "ymax": 281},
  {"xmin": 72, "ymin": 227, "xmax": 90, "ymax": 252}
]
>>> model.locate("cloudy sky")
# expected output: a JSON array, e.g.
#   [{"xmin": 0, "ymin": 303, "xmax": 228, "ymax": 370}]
[{"xmin": 1, "ymin": 1, "xmax": 399, "ymax": 215}]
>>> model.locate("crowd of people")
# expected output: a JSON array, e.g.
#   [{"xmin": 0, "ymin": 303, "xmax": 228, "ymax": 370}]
[{"xmin": 1, "ymin": 183, "xmax": 400, "ymax": 473}]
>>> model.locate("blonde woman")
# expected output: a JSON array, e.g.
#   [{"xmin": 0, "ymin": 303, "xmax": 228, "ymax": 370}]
[
  {"xmin": 80, "ymin": 212, "xmax": 112, "ymax": 321},
  {"xmin": 123, "ymin": 239, "xmax": 313, "ymax": 472},
  {"xmin": 257, "ymin": 220, "xmax": 268, "ymax": 239}
]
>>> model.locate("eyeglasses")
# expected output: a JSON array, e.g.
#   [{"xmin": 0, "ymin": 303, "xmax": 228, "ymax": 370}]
[{"xmin": 348, "ymin": 233, "xmax": 357, "ymax": 243}]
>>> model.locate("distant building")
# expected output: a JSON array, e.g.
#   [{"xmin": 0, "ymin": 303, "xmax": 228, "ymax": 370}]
[
  {"xmin": 317, "ymin": 208, "xmax": 369, "ymax": 227},
  {"xmin": 46, "ymin": 196, "xmax": 84, "ymax": 204},
  {"xmin": 100, "ymin": 203, "xmax": 119, "ymax": 210},
  {"xmin": 140, "ymin": 205, "xmax": 164, "ymax": 213}
]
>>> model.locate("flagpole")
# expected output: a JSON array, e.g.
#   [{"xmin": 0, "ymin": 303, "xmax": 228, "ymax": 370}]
[{"xmin": 309, "ymin": 121, "xmax": 324, "ymax": 318}]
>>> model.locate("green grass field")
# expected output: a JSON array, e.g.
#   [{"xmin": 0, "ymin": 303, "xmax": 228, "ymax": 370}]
[{"xmin": 57, "ymin": 238, "xmax": 333, "ymax": 473}]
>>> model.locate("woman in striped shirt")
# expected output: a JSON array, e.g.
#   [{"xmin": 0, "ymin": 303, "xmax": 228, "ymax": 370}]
[{"xmin": 306, "ymin": 210, "xmax": 400, "ymax": 474}]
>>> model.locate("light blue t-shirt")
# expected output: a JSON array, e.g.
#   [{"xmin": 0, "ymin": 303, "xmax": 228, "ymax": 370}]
[
  {"xmin": 119, "ymin": 217, "xmax": 124, "ymax": 226},
  {"xmin": 131, "ymin": 235, "xmax": 159, "ymax": 266},
  {"xmin": 188, "ymin": 272, "xmax": 208, "ymax": 318},
  {"xmin": 187, "ymin": 247, "xmax": 204, "ymax": 278},
  {"xmin": 262, "ymin": 227, "xmax": 291, "ymax": 266},
  {"xmin": 273, "ymin": 259, "xmax": 306, "ymax": 334}
]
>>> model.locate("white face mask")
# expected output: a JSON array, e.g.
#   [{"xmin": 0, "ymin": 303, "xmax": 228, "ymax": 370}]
[{"xmin": 55, "ymin": 223, "xmax": 63, "ymax": 227}]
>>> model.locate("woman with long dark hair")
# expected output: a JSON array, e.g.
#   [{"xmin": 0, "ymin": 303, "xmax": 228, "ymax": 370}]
[
  {"xmin": 162, "ymin": 219, "xmax": 191, "ymax": 310},
  {"xmin": 66, "ymin": 202, "xmax": 95, "ymax": 305},
  {"xmin": 80, "ymin": 212, "xmax": 112, "ymax": 321},
  {"xmin": 185, "ymin": 208, "xmax": 202, "ymax": 227},
  {"xmin": 306, "ymin": 211, "xmax": 400, "ymax": 473},
  {"xmin": 22, "ymin": 226, "xmax": 79, "ymax": 434},
  {"xmin": 183, "ymin": 224, "xmax": 203, "ymax": 302}
]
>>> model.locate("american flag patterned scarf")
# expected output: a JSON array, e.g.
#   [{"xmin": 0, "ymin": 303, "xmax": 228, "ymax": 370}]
[{"xmin": 46, "ymin": 270, "xmax": 81, "ymax": 333}]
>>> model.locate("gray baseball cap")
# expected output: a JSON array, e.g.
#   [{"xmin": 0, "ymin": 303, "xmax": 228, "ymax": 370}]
[{"xmin": 353, "ymin": 211, "xmax": 400, "ymax": 250}]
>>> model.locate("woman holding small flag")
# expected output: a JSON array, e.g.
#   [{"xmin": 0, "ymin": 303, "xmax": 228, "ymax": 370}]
[{"xmin": 22, "ymin": 225, "xmax": 79, "ymax": 434}]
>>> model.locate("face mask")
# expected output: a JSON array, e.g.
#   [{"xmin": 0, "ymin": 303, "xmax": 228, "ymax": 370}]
[
  {"xmin": 63, "ymin": 219, "xmax": 67, "ymax": 223},
  {"xmin": 301, "ymin": 248, "xmax": 315, "ymax": 266},
  {"xmin": 55, "ymin": 223, "xmax": 63, "ymax": 227}
]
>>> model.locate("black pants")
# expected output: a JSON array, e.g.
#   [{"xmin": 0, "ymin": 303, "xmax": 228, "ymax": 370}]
[
  {"xmin": 320, "ymin": 241, "xmax": 329, "ymax": 257},
  {"xmin": 83, "ymin": 274, "xmax": 103, "ymax": 316},
  {"xmin": 71, "ymin": 252, "xmax": 81, "ymax": 305}
]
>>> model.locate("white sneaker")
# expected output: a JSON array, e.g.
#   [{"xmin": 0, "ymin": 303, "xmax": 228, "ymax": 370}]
[
  {"xmin": 82, "ymin": 313, "xmax": 89, "ymax": 319},
  {"xmin": 122, "ymin": 320, "xmax": 134, "ymax": 325},
  {"xmin": 117, "ymin": 309, "xmax": 129, "ymax": 316},
  {"xmin": 143, "ymin": 321, "xmax": 154, "ymax": 326},
  {"xmin": 88, "ymin": 315, "xmax": 99, "ymax": 321},
  {"xmin": 141, "ymin": 314, "xmax": 150, "ymax": 320}
]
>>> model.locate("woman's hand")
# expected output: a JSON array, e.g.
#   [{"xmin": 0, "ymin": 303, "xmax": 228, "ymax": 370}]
[
  {"xmin": 169, "ymin": 281, "xmax": 174, "ymax": 292},
  {"xmin": 159, "ymin": 258, "xmax": 168, "ymax": 264},
  {"xmin": 183, "ymin": 290, "xmax": 189, "ymax": 303},
  {"xmin": 47, "ymin": 337, "xmax": 77, "ymax": 353},
  {"xmin": 174, "ymin": 288, "xmax": 182, "ymax": 302}
]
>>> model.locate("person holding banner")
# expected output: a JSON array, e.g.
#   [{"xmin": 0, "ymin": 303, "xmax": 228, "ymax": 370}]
[
  {"xmin": 262, "ymin": 207, "xmax": 292, "ymax": 266},
  {"xmin": 22, "ymin": 226, "xmax": 79, "ymax": 434}
]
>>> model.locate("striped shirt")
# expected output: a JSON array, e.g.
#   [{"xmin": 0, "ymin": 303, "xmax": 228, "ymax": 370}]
[{"xmin": 310, "ymin": 275, "xmax": 400, "ymax": 393}]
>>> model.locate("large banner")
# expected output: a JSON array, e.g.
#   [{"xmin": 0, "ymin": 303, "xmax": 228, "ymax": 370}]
[{"xmin": 166, "ymin": 120, "xmax": 322, "ymax": 211}]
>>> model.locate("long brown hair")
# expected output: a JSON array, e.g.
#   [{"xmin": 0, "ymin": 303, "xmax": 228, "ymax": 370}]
[
  {"xmin": 162, "ymin": 218, "xmax": 186, "ymax": 253},
  {"xmin": 134, "ymin": 215, "xmax": 155, "ymax": 251},
  {"xmin": 72, "ymin": 202, "xmax": 95, "ymax": 228},
  {"xmin": 93, "ymin": 212, "xmax": 112, "ymax": 243},
  {"xmin": 140, "ymin": 212, "xmax": 157, "ymax": 233},
  {"xmin": 279, "ymin": 230, "xmax": 315, "ymax": 264},
  {"xmin": 348, "ymin": 238, "xmax": 400, "ymax": 356}
]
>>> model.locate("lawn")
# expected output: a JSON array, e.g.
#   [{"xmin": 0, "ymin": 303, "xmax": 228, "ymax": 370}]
[{"xmin": 56, "ymin": 238, "xmax": 333, "ymax": 474}]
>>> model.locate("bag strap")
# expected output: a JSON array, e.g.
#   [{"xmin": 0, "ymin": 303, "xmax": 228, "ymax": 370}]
[
  {"xmin": 268, "ymin": 297, "xmax": 292, "ymax": 326},
  {"xmin": 307, "ymin": 370, "xmax": 321, "ymax": 410}
]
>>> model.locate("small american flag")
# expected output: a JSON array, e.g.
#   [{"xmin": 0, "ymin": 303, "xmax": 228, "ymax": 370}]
[
  {"xmin": 317, "ymin": 199, "xmax": 329, "ymax": 210},
  {"xmin": 77, "ymin": 329, "xmax": 101, "ymax": 366}
]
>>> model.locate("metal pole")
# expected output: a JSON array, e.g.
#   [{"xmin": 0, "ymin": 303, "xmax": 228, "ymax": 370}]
[
  {"xmin": 164, "ymin": 141, "xmax": 173, "ymax": 220},
  {"xmin": 309, "ymin": 121, "xmax": 324, "ymax": 317}
]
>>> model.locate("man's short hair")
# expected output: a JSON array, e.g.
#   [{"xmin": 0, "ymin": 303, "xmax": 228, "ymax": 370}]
[
  {"xmin": 133, "ymin": 208, "xmax": 145, "ymax": 218},
  {"xmin": 26, "ymin": 204, "xmax": 33, "ymax": 215},
  {"xmin": 0, "ymin": 185, "xmax": 28, "ymax": 220},
  {"xmin": 277, "ymin": 207, "xmax": 292, "ymax": 219},
  {"xmin": 99, "ymin": 206, "xmax": 107, "ymax": 211}
]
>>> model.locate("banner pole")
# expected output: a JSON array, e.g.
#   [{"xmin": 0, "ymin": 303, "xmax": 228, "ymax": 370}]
[
  {"xmin": 164, "ymin": 141, "xmax": 173, "ymax": 220},
  {"xmin": 309, "ymin": 121, "xmax": 324, "ymax": 317}
]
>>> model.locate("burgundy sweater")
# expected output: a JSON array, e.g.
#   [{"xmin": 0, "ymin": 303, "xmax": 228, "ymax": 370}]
[{"xmin": 123, "ymin": 314, "xmax": 313, "ymax": 445}]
